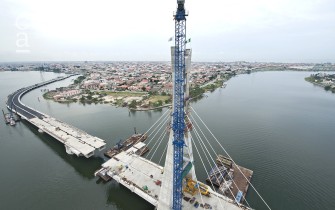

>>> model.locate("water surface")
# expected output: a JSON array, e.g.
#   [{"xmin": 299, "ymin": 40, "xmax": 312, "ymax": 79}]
[{"xmin": 1, "ymin": 71, "xmax": 335, "ymax": 210}]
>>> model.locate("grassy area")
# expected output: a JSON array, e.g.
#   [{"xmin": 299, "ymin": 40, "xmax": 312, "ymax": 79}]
[
  {"xmin": 305, "ymin": 77, "xmax": 316, "ymax": 83},
  {"xmin": 190, "ymin": 86, "xmax": 205, "ymax": 98},
  {"xmin": 100, "ymin": 91, "xmax": 146, "ymax": 97},
  {"xmin": 204, "ymin": 81, "xmax": 222, "ymax": 92},
  {"xmin": 42, "ymin": 92, "xmax": 51, "ymax": 99},
  {"xmin": 42, "ymin": 91, "xmax": 56, "ymax": 99},
  {"xmin": 148, "ymin": 95, "xmax": 170, "ymax": 103}
]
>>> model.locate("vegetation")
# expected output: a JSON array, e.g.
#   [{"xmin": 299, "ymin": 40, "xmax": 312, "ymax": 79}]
[
  {"xmin": 165, "ymin": 98, "xmax": 172, "ymax": 104},
  {"xmin": 149, "ymin": 91, "xmax": 158, "ymax": 96},
  {"xmin": 305, "ymin": 76, "xmax": 315, "ymax": 83},
  {"xmin": 129, "ymin": 100, "xmax": 137, "ymax": 109},
  {"xmin": 35, "ymin": 66, "xmax": 62, "ymax": 73},
  {"xmin": 42, "ymin": 91, "xmax": 57, "ymax": 100},
  {"xmin": 100, "ymin": 91, "xmax": 144, "ymax": 97},
  {"xmin": 153, "ymin": 100, "xmax": 163, "ymax": 107},
  {"xmin": 148, "ymin": 95, "xmax": 170, "ymax": 104},
  {"xmin": 305, "ymin": 74, "xmax": 335, "ymax": 94},
  {"xmin": 189, "ymin": 86, "xmax": 205, "ymax": 98},
  {"xmin": 204, "ymin": 84, "xmax": 217, "ymax": 92},
  {"xmin": 325, "ymin": 85, "xmax": 331, "ymax": 91},
  {"xmin": 43, "ymin": 74, "xmax": 228, "ymax": 110},
  {"xmin": 74, "ymin": 75, "xmax": 86, "ymax": 84}
]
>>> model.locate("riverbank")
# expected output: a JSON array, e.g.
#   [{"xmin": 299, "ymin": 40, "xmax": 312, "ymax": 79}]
[
  {"xmin": 129, "ymin": 104, "xmax": 171, "ymax": 111},
  {"xmin": 43, "ymin": 88, "xmax": 172, "ymax": 109},
  {"xmin": 305, "ymin": 73, "xmax": 335, "ymax": 93}
]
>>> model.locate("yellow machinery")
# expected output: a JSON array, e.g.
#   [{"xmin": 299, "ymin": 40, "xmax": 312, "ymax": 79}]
[{"xmin": 183, "ymin": 178, "xmax": 210, "ymax": 196}]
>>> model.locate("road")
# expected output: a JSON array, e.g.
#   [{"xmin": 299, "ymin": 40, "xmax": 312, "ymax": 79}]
[{"xmin": 6, "ymin": 75, "xmax": 77, "ymax": 119}]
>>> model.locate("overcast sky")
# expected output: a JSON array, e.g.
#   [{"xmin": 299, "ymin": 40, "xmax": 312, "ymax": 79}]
[{"xmin": 1, "ymin": 0, "xmax": 334, "ymax": 62}]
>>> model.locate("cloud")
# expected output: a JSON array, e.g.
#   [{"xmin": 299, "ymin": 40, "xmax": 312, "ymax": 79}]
[{"xmin": 1, "ymin": 0, "xmax": 334, "ymax": 62}]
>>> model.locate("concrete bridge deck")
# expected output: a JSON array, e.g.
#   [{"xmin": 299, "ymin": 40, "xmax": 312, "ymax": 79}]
[{"xmin": 97, "ymin": 143, "xmax": 248, "ymax": 210}]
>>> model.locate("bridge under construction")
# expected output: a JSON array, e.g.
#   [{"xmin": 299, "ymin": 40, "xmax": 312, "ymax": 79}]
[
  {"xmin": 96, "ymin": 1, "xmax": 261, "ymax": 209},
  {"xmin": 4, "ymin": 1, "xmax": 273, "ymax": 209}
]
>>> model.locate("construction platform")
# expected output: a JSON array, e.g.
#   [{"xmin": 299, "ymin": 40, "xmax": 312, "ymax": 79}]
[
  {"xmin": 228, "ymin": 164, "xmax": 253, "ymax": 203},
  {"xmin": 97, "ymin": 143, "xmax": 163, "ymax": 205},
  {"xmin": 206, "ymin": 155, "xmax": 253, "ymax": 204},
  {"xmin": 104, "ymin": 134, "xmax": 148, "ymax": 158},
  {"xmin": 2, "ymin": 112, "xmax": 20, "ymax": 125},
  {"xmin": 96, "ymin": 144, "xmax": 251, "ymax": 210}
]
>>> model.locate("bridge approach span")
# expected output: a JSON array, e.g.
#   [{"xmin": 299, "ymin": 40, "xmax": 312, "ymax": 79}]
[{"xmin": 6, "ymin": 75, "xmax": 106, "ymax": 158}]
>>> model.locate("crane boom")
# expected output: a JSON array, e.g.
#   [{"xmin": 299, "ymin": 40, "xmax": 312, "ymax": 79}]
[{"xmin": 172, "ymin": 0, "xmax": 187, "ymax": 209}]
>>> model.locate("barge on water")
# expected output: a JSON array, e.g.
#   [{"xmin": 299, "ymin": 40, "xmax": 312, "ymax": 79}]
[
  {"xmin": 2, "ymin": 109, "xmax": 20, "ymax": 126},
  {"xmin": 104, "ymin": 133, "xmax": 148, "ymax": 158},
  {"xmin": 206, "ymin": 155, "xmax": 253, "ymax": 204}
]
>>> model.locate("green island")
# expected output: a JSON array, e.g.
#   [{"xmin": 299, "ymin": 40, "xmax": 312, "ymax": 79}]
[{"xmin": 305, "ymin": 73, "xmax": 335, "ymax": 93}]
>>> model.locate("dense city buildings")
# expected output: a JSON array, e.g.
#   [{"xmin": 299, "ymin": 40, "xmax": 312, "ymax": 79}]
[{"xmin": 2, "ymin": 61, "xmax": 335, "ymax": 109}]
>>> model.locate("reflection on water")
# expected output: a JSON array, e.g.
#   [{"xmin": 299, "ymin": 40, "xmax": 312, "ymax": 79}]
[{"xmin": 106, "ymin": 181, "xmax": 154, "ymax": 210}]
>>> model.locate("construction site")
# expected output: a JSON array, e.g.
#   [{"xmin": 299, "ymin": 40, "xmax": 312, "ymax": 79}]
[
  {"xmin": 93, "ymin": 1, "xmax": 257, "ymax": 208},
  {"xmin": 3, "ymin": 1, "xmax": 275, "ymax": 210}
]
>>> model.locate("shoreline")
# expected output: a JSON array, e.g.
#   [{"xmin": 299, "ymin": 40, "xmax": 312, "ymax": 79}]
[
  {"xmin": 305, "ymin": 74, "xmax": 335, "ymax": 93},
  {"xmin": 43, "ymin": 75, "xmax": 228, "ymax": 111},
  {"xmin": 129, "ymin": 104, "xmax": 172, "ymax": 111},
  {"xmin": 41, "ymin": 70, "xmax": 334, "ymax": 111}
]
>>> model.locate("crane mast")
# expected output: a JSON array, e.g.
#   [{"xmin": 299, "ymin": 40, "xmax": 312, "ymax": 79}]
[{"xmin": 172, "ymin": 0, "xmax": 187, "ymax": 209}]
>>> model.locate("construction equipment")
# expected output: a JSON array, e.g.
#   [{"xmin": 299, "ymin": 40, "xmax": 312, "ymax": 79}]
[
  {"xmin": 216, "ymin": 154, "xmax": 233, "ymax": 168},
  {"xmin": 183, "ymin": 178, "xmax": 210, "ymax": 196},
  {"xmin": 172, "ymin": 0, "xmax": 188, "ymax": 209},
  {"xmin": 181, "ymin": 161, "xmax": 193, "ymax": 179},
  {"xmin": 9, "ymin": 102, "xmax": 16, "ymax": 126}
]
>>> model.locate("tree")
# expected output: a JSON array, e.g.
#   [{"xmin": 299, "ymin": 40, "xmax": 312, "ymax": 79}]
[
  {"xmin": 325, "ymin": 85, "xmax": 331, "ymax": 91},
  {"xmin": 74, "ymin": 76, "xmax": 86, "ymax": 84},
  {"xmin": 53, "ymin": 68, "xmax": 61, "ymax": 73},
  {"xmin": 129, "ymin": 100, "xmax": 137, "ymax": 109},
  {"xmin": 189, "ymin": 86, "xmax": 205, "ymax": 98}
]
